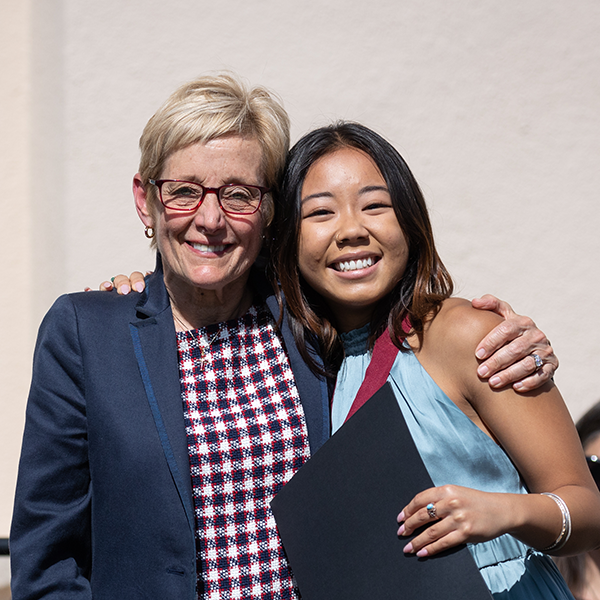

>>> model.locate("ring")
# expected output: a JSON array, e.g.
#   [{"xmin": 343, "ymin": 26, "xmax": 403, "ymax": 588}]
[
  {"xmin": 426, "ymin": 503, "xmax": 437, "ymax": 519},
  {"xmin": 110, "ymin": 277, "xmax": 116, "ymax": 283},
  {"xmin": 532, "ymin": 353, "xmax": 543, "ymax": 370}
]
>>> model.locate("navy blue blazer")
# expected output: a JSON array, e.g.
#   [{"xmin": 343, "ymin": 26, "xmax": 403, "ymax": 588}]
[{"xmin": 10, "ymin": 262, "xmax": 330, "ymax": 600}]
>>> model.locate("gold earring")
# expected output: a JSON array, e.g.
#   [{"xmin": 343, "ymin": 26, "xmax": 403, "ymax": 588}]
[{"xmin": 144, "ymin": 226, "xmax": 155, "ymax": 239}]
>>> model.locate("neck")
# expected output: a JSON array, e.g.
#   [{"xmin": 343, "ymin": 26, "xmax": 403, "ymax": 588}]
[
  {"xmin": 329, "ymin": 304, "xmax": 374, "ymax": 333},
  {"xmin": 165, "ymin": 275, "xmax": 253, "ymax": 331}
]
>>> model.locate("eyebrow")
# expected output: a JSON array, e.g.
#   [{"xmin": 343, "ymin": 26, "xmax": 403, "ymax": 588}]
[
  {"xmin": 360, "ymin": 185, "xmax": 389, "ymax": 194},
  {"xmin": 301, "ymin": 185, "xmax": 389, "ymax": 203},
  {"xmin": 301, "ymin": 191, "xmax": 333, "ymax": 203}
]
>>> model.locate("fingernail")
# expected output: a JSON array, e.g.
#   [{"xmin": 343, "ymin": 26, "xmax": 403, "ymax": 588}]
[
  {"xmin": 477, "ymin": 364, "xmax": 489, "ymax": 377},
  {"xmin": 403, "ymin": 542, "xmax": 413, "ymax": 554},
  {"xmin": 416, "ymin": 548, "xmax": 428, "ymax": 558},
  {"xmin": 134, "ymin": 282, "xmax": 144, "ymax": 292},
  {"xmin": 398, "ymin": 524, "xmax": 405, "ymax": 536},
  {"xmin": 513, "ymin": 382, "xmax": 523, "ymax": 391},
  {"xmin": 120, "ymin": 284, "xmax": 130, "ymax": 295},
  {"xmin": 397, "ymin": 511, "xmax": 404, "ymax": 522},
  {"xmin": 102, "ymin": 282, "xmax": 112, "ymax": 290},
  {"xmin": 489, "ymin": 376, "xmax": 501, "ymax": 387},
  {"xmin": 476, "ymin": 348, "xmax": 486, "ymax": 359}
]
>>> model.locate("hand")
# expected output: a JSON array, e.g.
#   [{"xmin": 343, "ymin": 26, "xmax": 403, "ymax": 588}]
[
  {"xmin": 471, "ymin": 295, "xmax": 558, "ymax": 392},
  {"xmin": 97, "ymin": 272, "xmax": 149, "ymax": 295},
  {"xmin": 397, "ymin": 485, "xmax": 511, "ymax": 558}
]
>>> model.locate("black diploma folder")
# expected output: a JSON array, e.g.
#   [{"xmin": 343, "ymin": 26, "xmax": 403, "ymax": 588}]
[{"xmin": 271, "ymin": 383, "xmax": 493, "ymax": 600}]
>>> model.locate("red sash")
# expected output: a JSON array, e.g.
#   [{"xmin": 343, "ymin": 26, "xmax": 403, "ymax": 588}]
[{"xmin": 343, "ymin": 329, "xmax": 401, "ymax": 423}]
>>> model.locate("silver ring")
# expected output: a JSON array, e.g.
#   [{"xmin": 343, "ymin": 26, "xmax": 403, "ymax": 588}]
[
  {"xmin": 532, "ymin": 353, "xmax": 543, "ymax": 370},
  {"xmin": 426, "ymin": 503, "xmax": 437, "ymax": 519}
]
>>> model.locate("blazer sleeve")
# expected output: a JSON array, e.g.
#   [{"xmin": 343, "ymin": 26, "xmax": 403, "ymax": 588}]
[{"xmin": 10, "ymin": 295, "xmax": 93, "ymax": 599}]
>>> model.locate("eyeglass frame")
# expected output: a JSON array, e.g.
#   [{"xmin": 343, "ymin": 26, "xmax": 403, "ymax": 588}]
[{"xmin": 148, "ymin": 179, "xmax": 270, "ymax": 215}]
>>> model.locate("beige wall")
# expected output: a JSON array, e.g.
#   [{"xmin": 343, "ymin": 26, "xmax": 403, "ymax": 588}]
[
  {"xmin": 1, "ymin": 0, "xmax": 599, "ymax": 565},
  {"xmin": 1, "ymin": 0, "xmax": 34, "ymax": 557}
]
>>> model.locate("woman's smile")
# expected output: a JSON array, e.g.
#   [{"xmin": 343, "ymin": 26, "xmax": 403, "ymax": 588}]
[
  {"xmin": 188, "ymin": 242, "xmax": 227, "ymax": 253},
  {"xmin": 329, "ymin": 254, "xmax": 379, "ymax": 273},
  {"xmin": 298, "ymin": 146, "xmax": 409, "ymax": 332}
]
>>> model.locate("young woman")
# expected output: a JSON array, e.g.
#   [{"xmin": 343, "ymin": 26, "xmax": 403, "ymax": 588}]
[{"xmin": 271, "ymin": 121, "xmax": 600, "ymax": 599}]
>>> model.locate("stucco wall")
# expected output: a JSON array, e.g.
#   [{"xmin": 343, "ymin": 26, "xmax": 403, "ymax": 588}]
[
  {"xmin": 1, "ymin": 0, "xmax": 34, "ymax": 559},
  {"xmin": 1, "ymin": 0, "xmax": 599, "ymax": 565}
]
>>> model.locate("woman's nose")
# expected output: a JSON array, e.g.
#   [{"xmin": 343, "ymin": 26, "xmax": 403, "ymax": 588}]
[
  {"xmin": 336, "ymin": 211, "xmax": 369, "ymax": 245},
  {"xmin": 194, "ymin": 192, "xmax": 226, "ymax": 230}
]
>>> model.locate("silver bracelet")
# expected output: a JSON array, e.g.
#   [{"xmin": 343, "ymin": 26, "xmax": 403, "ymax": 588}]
[{"xmin": 541, "ymin": 492, "xmax": 572, "ymax": 552}]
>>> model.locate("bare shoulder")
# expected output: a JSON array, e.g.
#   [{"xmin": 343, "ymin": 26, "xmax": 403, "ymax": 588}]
[
  {"xmin": 413, "ymin": 297, "xmax": 505, "ymax": 398},
  {"xmin": 423, "ymin": 297, "xmax": 503, "ymax": 357},
  {"xmin": 410, "ymin": 298, "xmax": 509, "ymax": 428}
]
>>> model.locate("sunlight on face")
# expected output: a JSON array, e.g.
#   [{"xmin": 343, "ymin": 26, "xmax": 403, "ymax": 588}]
[
  {"xmin": 298, "ymin": 147, "xmax": 409, "ymax": 332},
  {"xmin": 150, "ymin": 137, "xmax": 266, "ymax": 299}
]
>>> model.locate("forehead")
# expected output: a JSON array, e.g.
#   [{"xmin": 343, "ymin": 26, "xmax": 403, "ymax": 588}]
[
  {"xmin": 163, "ymin": 136, "xmax": 264, "ymax": 182},
  {"xmin": 302, "ymin": 147, "xmax": 386, "ymax": 194}
]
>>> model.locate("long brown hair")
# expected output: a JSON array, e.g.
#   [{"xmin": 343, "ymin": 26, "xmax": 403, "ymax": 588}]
[{"xmin": 271, "ymin": 122, "xmax": 453, "ymax": 378}]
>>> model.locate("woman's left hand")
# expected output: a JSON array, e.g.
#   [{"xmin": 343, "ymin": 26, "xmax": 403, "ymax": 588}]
[
  {"xmin": 397, "ymin": 485, "xmax": 513, "ymax": 558},
  {"xmin": 471, "ymin": 295, "xmax": 558, "ymax": 392}
]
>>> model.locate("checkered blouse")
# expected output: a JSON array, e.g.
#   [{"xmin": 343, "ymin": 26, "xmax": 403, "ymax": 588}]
[{"xmin": 176, "ymin": 304, "xmax": 311, "ymax": 600}]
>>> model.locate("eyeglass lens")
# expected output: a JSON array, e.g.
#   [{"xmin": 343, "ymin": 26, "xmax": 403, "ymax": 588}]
[{"xmin": 160, "ymin": 181, "xmax": 261, "ymax": 213}]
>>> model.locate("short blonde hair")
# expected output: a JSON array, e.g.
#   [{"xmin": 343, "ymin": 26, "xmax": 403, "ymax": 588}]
[{"xmin": 139, "ymin": 73, "xmax": 290, "ymax": 228}]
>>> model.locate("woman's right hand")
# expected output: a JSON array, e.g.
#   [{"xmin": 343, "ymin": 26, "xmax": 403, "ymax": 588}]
[
  {"xmin": 97, "ymin": 272, "xmax": 148, "ymax": 294},
  {"xmin": 396, "ymin": 484, "xmax": 516, "ymax": 557}
]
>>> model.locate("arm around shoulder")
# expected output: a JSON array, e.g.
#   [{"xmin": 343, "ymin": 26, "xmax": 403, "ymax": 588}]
[
  {"xmin": 418, "ymin": 299, "xmax": 600, "ymax": 556},
  {"xmin": 471, "ymin": 294, "xmax": 558, "ymax": 392}
]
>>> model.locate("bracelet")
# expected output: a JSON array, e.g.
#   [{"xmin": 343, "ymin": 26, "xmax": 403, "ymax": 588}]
[{"xmin": 541, "ymin": 492, "xmax": 572, "ymax": 552}]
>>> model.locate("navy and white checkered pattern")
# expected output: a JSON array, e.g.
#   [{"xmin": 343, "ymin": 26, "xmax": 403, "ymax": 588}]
[{"xmin": 177, "ymin": 304, "xmax": 311, "ymax": 600}]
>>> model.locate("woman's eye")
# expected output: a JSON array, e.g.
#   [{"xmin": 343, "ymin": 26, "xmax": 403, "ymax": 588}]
[
  {"xmin": 222, "ymin": 186, "xmax": 254, "ymax": 200},
  {"xmin": 173, "ymin": 186, "xmax": 200, "ymax": 197},
  {"xmin": 364, "ymin": 201, "xmax": 392, "ymax": 211},
  {"xmin": 303, "ymin": 208, "xmax": 333, "ymax": 218}
]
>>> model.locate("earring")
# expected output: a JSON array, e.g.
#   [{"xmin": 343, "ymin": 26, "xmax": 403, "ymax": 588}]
[{"xmin": 144, "ymin": 226, "xmax": 155, "ymax": 239}]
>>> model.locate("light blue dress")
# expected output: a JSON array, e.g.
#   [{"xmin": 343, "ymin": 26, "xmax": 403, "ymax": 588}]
[{"xmin": 331, "ymin": 326, "xmax": 574, "ymax": 599}]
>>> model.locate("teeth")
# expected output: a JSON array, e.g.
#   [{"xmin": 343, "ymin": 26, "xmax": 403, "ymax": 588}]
[
  {"xmin": 192, "ymin": 243, "xmax": 226, "ymax": 252},
  {"xmin": 337, "ymin": 257, "xmax": 374, "ymax": 272}
]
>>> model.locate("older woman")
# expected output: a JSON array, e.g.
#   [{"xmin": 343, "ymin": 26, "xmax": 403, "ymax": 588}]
[{"xmin": 11, "ymin": 74, "xmax": 558, "ymax": 600}]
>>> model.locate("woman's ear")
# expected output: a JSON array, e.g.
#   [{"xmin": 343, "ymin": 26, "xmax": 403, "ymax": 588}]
[{"xmin": 133, "ymin": 173, "xmax": 154, "ymax": 228}]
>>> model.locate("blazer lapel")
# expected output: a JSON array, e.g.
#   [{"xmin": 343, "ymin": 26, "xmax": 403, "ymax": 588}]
[
  {"xmin": 129, "ymin": 264, "xmax": 195, "ymax": 533},
  {"xmin": 264, "ymin": 292, "xmax": 330, "ymax": 454}
]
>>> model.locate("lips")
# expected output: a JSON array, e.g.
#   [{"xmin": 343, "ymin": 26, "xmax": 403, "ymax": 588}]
[{"xmin": 332, "ymin": 256, "xmax": 377, "ymax": 272}]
